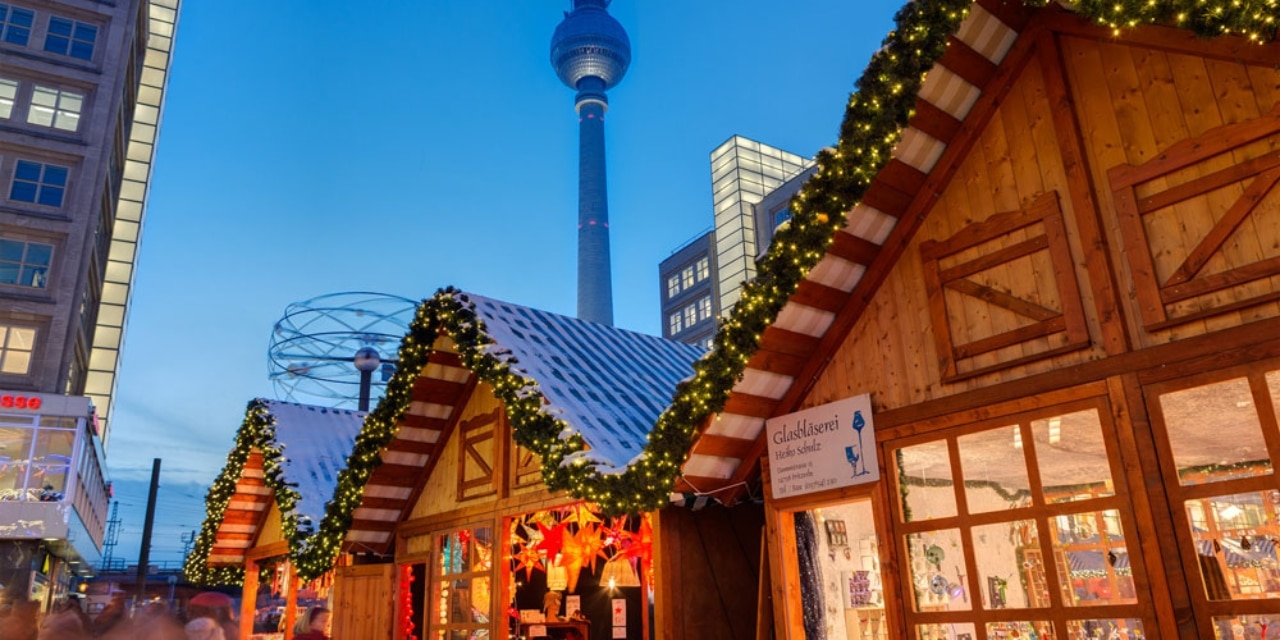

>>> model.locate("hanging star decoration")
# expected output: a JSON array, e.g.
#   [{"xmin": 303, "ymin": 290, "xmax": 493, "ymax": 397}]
[
  {"xmin": 616, "ymin": 516, "xmax": 652, "ymax": 561},
  {"xmin": 575, "ymin": 523, "xmax": 611, "ymax": 575},
  {"xmin": 561, "ymin": 503, "xmax": 602, "ymax": 527},
  {"xmin": 512, "ymin": 543, "xmax": 544, "ymax": 581},
  {"xmin": 556, "ymin": 524, "xmax": 595, "ymax": 592},
  {"xmin": 533, "ymin": 521, "xmax": 568, "ymax": 557}
]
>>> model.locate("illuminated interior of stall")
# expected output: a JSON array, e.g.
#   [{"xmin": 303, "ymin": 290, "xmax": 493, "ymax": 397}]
[{"xmin": 505, "ymin": 506, "xmax": 651, "ymax": 640}]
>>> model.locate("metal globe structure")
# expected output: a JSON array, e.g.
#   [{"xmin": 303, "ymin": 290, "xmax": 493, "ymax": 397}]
[{"xmin": 267, "ymin": 292, "xmax": 417, "ymax": 409}]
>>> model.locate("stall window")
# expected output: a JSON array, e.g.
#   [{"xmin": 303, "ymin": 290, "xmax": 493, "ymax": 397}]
[
  {"xmin": 1147, "ymin": 361, "xmax": 1280, "ymax": 636},
  {"xmin": 430, "ymin": 525, "xmax": 494, "ymax": 640},
  {"xmin": 890, "ymin": 398, "xmax": 1148, "ymax": 639},
  {"xmin": 792, "ymin": 498, "xmax": 889, "ymax": 640}
]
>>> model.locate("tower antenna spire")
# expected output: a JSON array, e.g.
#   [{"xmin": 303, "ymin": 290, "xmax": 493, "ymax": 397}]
[{"xmin": 550, "ymin": 0, "xmax": 631, "ymax": 325}]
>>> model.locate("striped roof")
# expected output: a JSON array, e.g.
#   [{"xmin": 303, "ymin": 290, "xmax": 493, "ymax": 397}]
[
  {"xmin": 190, "ymin": 399, "xmax": 364, "ymax": 573},
  {"xmin": 466, "ymin": 292, "xmax": 705, "ymax": 470},
  {"xmin": 333, "ymin": 289, "xmax": 704, "ymax": 552}
]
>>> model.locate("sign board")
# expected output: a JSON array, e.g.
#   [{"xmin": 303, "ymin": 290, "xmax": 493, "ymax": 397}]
[
  {"xmin": 766, "ymin": 394, "xmax": 878, "ymax": 499},
  {"xmin": 611, "ymin": 598, "xmax": 626, "ymax": 626}
]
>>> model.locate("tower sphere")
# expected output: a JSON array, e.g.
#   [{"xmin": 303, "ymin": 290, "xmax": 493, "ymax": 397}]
[{"xmin": 550, "ymin": 0, "xmax": 631, "ymax": 92}]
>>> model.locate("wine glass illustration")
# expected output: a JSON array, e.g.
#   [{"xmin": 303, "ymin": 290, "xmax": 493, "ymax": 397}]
[
  {"xmin": 852, "ymin": 410, "xmax": 868, "ymax": 476},
  {"xmin": 845, "ymin": 444, "xmax": 860, "ymax": 478}
]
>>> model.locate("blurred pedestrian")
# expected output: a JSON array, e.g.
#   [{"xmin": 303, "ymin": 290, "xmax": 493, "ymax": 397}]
[
  {"xmin": 182, "ymin": 617, "xmax": 224, "ymax": 640},
  {"xmin": 0, "ymin": 599, "xmax": 40, "ymax": 640},
  {"xmin": 186, "ymin": 593, "xmax": 237, "ymax": 640},
  {"xmin": 291, "ymin": 606, "xmax": 329, "ymax": 640},
  {"xmin": 38, "ymin": 599, "xmax": 88, "ymax": 640}
]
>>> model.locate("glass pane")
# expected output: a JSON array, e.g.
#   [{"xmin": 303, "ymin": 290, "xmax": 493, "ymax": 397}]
[
  {"xmin": 439, "ymin": 532, "xmax": 465, "ymax": 575},
  {"xmin": 43, "ymin": 166, "xmax": 67, "ymax": 186},
  {"xmin": 30, "ymin": 87, "xmax": 55, "ymax": 108},
  {"xmin": 958, "ymin": 426, "xmax": 1031, "ymax": 513},
  {"xmin": 32, "ymin": 465, "xmax": 67, "ymax": 498},
  {"xmin": 469, "ymin": 576, "xmax": 490, "ymax": 624},
  {"xmin": 1187, "ymin": 490, "xmax": 1280, "ymax": 601},
  {"xmin": 972, "ymin": 520, "xmax": 1048, "ymax": 609},
  {"xmin": 986, "ymin": 621, "xmax": 1054, "ymax": 639},
  {"xmin": 25, "ymin": 243, "xmax": 50, "ymax": 265},
  {"xmin": 448, "ymin": 578, "xmax": 470, "ymax": 623},
  {"xmin": 800, "ymin": 500, "xmax": 886, "ymax": 639},
  {"xmin": 37, "ymin": 185, "xmax": 63, "ymax": 207},
  {"xmin": 9, "ymin": 327, "xmax": 34, "ymax": 348},
  {"xmin": 3, "ymin": 351, "xmax": 30, "ymax": 374},
  {"xmin": 469, "ymin": 527, "xmax": 492, "ymax": 572},
  {"xmin": 0, "ymin": 265, "xmax": 16, "ymax": 284},
  {"xmin": 906, "ymin": 529, "xmax": 970, "ymax": 612},
  {"xmin": 914, "ymin": 622, "xmax": 975, "ymax": 640},
  {"xmin": 47, "ymin": 17, "xmax": 70, "ymax": 36},
  {"xmin": 896, "ymin": 440, "xmax": 957, "ymax": 522},
  {"xmin": 1066, "ymin": 619, "xmax": 1145, "ymax": 639},
  {"xmin": 1049, "ymin": 510, "xmax": 1136, "ymax": 606},
  {"xmin": 1211, "ymin": 615, "xmax": 1280, "ymax": 639},
  {"xmin": 34, "ymin": 428, "xmax": 73, "ymax": 458},
  {"xmin": 1033, "ymin": 409, "xmax": 1115, "ymax": 503},
  {"xmin": 14, "ymin": 161, "xmax": 39, "ymax": 182},
  {"xmin": 0, "ymin": 240, "xmax": 21, "ymax": 261},
  {"xmin": 0, "ymin": 425, "xmax": 35, "ymax": 498},
  {"xmin": 1159, "ymin": 378, "xmax": 1271, "ymax": 485}
]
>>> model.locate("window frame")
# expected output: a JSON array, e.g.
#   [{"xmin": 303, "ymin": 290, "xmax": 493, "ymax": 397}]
[
  {"xmin": 0, "ymin": 3, "xmax": 34, "ymax": 47},
  {"xmin": 0, "ymin": 321, "xmax": 37, "ymax": 375},
  {"xmin": 10, "ymin": 159, "xmax": 69, "ymax": 208},
  {"xmin": 42, "ymin": 14, "xmax": 96, "ymax": 61},
  {"xmin": 27, "ymin": 84, "xmax": 84, "ymax": 132},
  {"xmin": 0, "ymin": 236, "xmax": 53, "ymax": 288}
]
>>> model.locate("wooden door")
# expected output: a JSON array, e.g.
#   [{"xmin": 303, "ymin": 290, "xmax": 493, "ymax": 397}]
[{"xmin": 332, "ymin": 563, "xmax": 394, "ymax": 640}]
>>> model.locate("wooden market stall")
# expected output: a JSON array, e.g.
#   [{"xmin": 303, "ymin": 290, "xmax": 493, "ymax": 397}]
[
  {"xmin": 656, "ymin": 1, "xmax": 1280, "ymax": 638},
  {"xmin": 295, "ymin": 289, "xmax": 712, "ymax": 640},
  {"xmin": 184, "ymin": 399, "xmax": 365, "ymax": 640}
]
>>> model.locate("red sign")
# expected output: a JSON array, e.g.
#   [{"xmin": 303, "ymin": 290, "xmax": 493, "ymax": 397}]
[{"xmin": 0, "ymin": 394, "xmax": 43, "ymax": 410}]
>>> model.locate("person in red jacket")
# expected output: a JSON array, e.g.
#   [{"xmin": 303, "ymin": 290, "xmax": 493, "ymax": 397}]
[{"xmin": 292, "ymin": 606, "xmax": 329, "ymax": 640}]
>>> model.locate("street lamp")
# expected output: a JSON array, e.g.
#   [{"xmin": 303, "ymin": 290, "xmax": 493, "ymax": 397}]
[{"xmin": 353, "ymin": 347, "xmax": 381, "ymax": 412}]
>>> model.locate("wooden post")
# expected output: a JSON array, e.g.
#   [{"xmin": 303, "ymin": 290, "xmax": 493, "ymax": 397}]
[
  {"xmin": 284, "ymin": 562, "xmax": 298, "ymax": 640},
  {"xmin": 241, "ymin": 559, "xmax": 258, "ymax": 640}
]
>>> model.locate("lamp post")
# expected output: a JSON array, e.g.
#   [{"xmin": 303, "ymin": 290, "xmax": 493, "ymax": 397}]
[{"xmin": 353, "ymin": 347, "xmax": 381, "ymax": 412}]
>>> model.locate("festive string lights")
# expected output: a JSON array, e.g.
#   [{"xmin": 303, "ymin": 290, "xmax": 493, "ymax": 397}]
[{"xmin": 197, "ymin": 0, "xmax": 1280, "ymax": 585}]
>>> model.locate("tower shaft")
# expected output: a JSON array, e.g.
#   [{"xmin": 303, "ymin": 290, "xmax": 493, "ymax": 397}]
[{"xmin": 576, "ymin": 84, "xmax": 613, "ymax": 325}]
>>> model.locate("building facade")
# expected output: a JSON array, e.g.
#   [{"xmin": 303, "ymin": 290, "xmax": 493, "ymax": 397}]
[
  {"xmin": 0, "ymin": 0, "xmax": 178, "ymax": 605},
  {"xmin": 660, "ymin": 136, "xmax": 813, "ymax": 347}
]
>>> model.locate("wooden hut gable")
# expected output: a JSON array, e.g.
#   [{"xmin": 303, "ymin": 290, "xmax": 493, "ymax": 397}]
[
  {"xmin": 185, "ymin": 399, "xmax": 365, "ymax": 585},
  {"xmin": 672, "ymin": 0, "xmax": 1280, "ymax": 507},
  {"xmin": 301, "ymin": 288, "xmax": 703, "ymax": 578}
]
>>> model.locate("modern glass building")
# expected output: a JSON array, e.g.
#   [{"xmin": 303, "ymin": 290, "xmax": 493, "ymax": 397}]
[
  {"xmin": 711, "ymin": 136, "xmax": 813, "ymax": 313},
  {"xmin": 660, "ymin": 137, "xmax": 814, "ymax": 347},
  {"xmin": 0, "ymin": 0, "xmax": 179, "ymax": 605}
]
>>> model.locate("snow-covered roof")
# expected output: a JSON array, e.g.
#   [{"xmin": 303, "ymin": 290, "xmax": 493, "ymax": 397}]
[
  {"xmin": 261, "ymin": 399, "xmax": 364, "ymax": 528},
  {"xmin": 464, "ymin": 292, "xmax": 705, "ymax": 470}
]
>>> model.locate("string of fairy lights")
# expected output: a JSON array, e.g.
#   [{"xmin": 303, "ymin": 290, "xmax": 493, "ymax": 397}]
[
  {"xmin": 189, "ymin": 0, "xmax": 1280, "ymax": 585},
  {"xmin": 183, "ymin": 400, "xmax": 303, "ymax": 585}
]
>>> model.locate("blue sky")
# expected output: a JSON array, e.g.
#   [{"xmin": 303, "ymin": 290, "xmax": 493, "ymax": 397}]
[{"xmin": 102, "ymin": 1, "xmax": 903, "ymax": 565}]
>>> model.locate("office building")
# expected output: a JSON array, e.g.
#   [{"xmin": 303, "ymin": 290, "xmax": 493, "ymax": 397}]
[
  {"xmin": 659, "ymin": 136, "xmax": 813, "ymax": 346},
  {"xmin": 550, "ymin": 0, "xmax": 631, "ymax": 326},
  {"xmin": 0, "ymin": 0, "xmax": 179, "ymax": 604}
]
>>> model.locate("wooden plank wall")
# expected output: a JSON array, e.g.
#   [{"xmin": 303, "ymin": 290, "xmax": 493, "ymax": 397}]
[
  {"xmin": 332, "ymin": 563, "xmax": 395, "ymax": 640},
  {"xmin": 804, "ymin": 22, "xmax": 1280, "ymax": 415},
  {"xmin": 407, "ymin": 386, "xmax": 502, "ymax": 521},
  {"xmin": 657, "ymin": 504, "xmax": 765, "ymax": 640}
]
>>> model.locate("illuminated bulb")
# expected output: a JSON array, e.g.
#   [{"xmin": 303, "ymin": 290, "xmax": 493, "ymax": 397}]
[
  {"xmin": 1048, "ymin": 417, "xmax": 1061, "ymax": 445},
  {"xmin": 1012, "ymin": 426, "xmax": 1023, "ymax": 450}
]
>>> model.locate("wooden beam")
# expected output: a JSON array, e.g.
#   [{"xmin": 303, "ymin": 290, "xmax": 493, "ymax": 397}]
[
  {"xmin": 348, "ymin": 519, "xmax": 398, "ymax": 534},
  {"xmin": 356, "ymin": 496, "xmax": 408, "ymax": 511},
  {"xmin": 861, "ymin": 180, "xmax": 914, "ymax": 219},
  {"xmin": 758, "ymin": 326, "xmax": 821, "ymax": 357},
  {"xmin": 691, "ymin": 434, "xmax": 756, "ymax": 460},
  {"xmin": 366, "ymin": 463, "xmax": 423, "ymax": 487},
  {"xmin": 789, "ymin": 281, "xmax": 847, "ymax": 314},
  {"xmin": 827, "ymin": 231, "xmax": 881, "ymax": 265},
  {"xmin": 942, "ymin": 35, "xmax": 999, "ymax": 88},
  {"xmin": 410, "ymin": 380, "xmax": 468, "ymax": 406},
  {"xmin": 911, "ymin": 99, "xmax": 963, "ymax": 143},
  {"xmin": 744, "ymin": 347, "xmax": 809, "ymax": 379},
  {"xmin": 400, "ymin": 413, "xmax": 448, "ymax": 431},
  {"xmin": 385, "ymin": 439, "xmax": 436, "ymax": 455},
  {"xmin": 426, "ymin": 351, "xmax": 464, "ymax": 368},
  {"xmin": 721, "ymin": 392, "xmax": 779, "ymax": 419},
  {"xmin": 1051, "ymin": 9, "xmax": 1280, "ymax": 68},
  {"xmin": 874, "ymin": 159, "xmax": 928, "ymax": 197}
]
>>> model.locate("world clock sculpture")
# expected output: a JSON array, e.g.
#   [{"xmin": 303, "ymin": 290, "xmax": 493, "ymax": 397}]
[{"xmin": 267, "ymin": 291, "xmax": 416, "ymax": 410}]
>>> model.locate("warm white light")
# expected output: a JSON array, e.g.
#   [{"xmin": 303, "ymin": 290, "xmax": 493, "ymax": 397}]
[
  {"xmin": 1013, "ymin": 426, "xmax": 1023, "ymax": 449},
  {"xmin": 1219, "ymin": 504, "xmax": 1244, "ymax": 520},
  {"xmin": 1048, "ymin": 417, "xmax": 1062, "ymax": 445}
]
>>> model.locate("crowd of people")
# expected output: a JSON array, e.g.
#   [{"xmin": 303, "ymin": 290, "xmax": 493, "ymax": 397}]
[{"xmin": 0, "ymin": 593, "xmax": 332, "ymax": 640}]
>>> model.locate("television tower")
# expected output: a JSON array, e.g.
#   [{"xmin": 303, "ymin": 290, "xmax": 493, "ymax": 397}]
[{"xmin": 550, "ymin": 0, "xmax": 631, "ymax": 326}]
